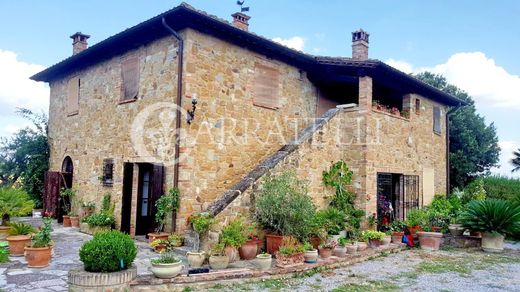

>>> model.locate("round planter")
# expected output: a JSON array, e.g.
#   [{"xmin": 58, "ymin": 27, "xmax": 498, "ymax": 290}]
[
  {"xmin": 448, "ymin": 224, "xmax": 465, "ymax": 237},
  {"xmin": 224, "ymin": 246, "xmax": 239, "ymax": 262},
  {"xmin": 0, "ymin": 226, "xmax": 11, "ymax": 241},
  {"xmin": 333, "ymin": 246, "xmax": 347, "ymax": 257},
  {"xmin": 265, "ymin": 234, "xmax": 284, "ymax": 255},
  {"xmin": 150, "ymin": 260, "xmax": 184, "ymax": 278},
  {"xmin": 391, "ymin": 232, "xmax": 404, "ymax": 244},
  {"xmin": 346, "ymin": 244, "xmax": 358, "ymax": 254},
  {"xmin": 68, "ymin": 266, "xmax": 137, "ymax": 292},
  {"xmin": 6, "ymin": 235, "xmax": 31, "ymax": 256},
  {"xmin": 25, "ymin": 246, "xmax": 52, "ymax": 268},
  {"xmin": 318, "ymin": 247, "xmax": 332, "ymax": 259},
  {"xmin": 186, "ymin": 251, "xmax": 205, "ymax": 268},
  {"xmin": 304, "ymin": 249, "xmax": 318, "ymax": 263},
  {"xmin": 255, "ymin": 254, "xmax": 272, "ymax": 270},
  {"xmin": 368, "ymin": 239, "xmax": 381, "ymax": 248},
  {"xmin": 147, "ymin": 232, "xmax": 169, "ymax": 244},
  {"xmin": 209, "ymin": 255, "xmax": 230, "ymax": 270},
  {"xmin": 70, "ymin": 216, "xmax": 80, "ymax": 228},
  {"xmin": 357, "ymin": 242, "xmax": 368, "ymax": 251},
  {"xmin": 239, "ymin": 241, "xmax": 258, "ymax": 260},
  {"xmin": 417, "ymin": 231, "xmax": 443, "ymax": 251},
  {"xmin": 275, "ymin": 252, "xmax": 304, "ymax": 267},
  {"xmin": 482, "ymin": 232, "xmax": 505, "ymax": 253},
  {"xmin": 381, "ymin": 236, "xmax": 391, "ymax": 246},
  {"xmin": 63, "ymin": 215, "xmax": 71, "ymax": 227}
]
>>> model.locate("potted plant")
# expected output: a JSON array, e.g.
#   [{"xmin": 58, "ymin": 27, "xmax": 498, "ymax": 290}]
[
  {"xmin": 382, "ymin": 231, "xmax": 392, "ymax": 246},
  {"xmin": 60, "ymin": 188, "xmax": 76, "ymax": 227},
  {"xmin": 150, "ymin": 252, "xmax": 184, "ymax": 278},
  {"xmin": 460, "ymin": 199, "xmax": 520, "ymax": 253},
  {"xmin": 6, "ymin": 222, "xmax": 36, "ymax": 256},
  {"xmin": 318, "ymin": 239, "xmax": 336, "ymax": 259},
  {"xmin": 303, "ymin": 242, "xmax": 318, "ymax": 263},
  {"xmin": 315, "ymin": 207, "xmax": 346, "ymax": 242},
  {"xmin": 416, "ymin": 226, "xmax": 443, "ymax": 251},
  {"xmin": 0, "ymin": 188, "xmax": 34, "ymax": 240},
  {"xmin": 255, "ymin": 252, "xmax": 272, "ymax": 271},
  {"xmin": 367, "ymin": 214, "xmax": 377, "ymax": 230},
  {"xmin": 275, "ymin": 237, "xmax": 305, "ymax": 268},
  {"xmin": 148, "ymin": 188, "xmax": 180, "ymax": 243},
  {"xmin": 209, "ymin": 243, "xmax": 230, "ymax": 270},
  {"xmin": 389, "ymin": 220, "xmax": 406, "ymax": 243},
  {"xmin": 69, "ymin": 196, "xmax": 80, "ymax": 228},
  {"xmin": 448, "ymin": 216, "xmax": 465, "ymax": 237},
  {"xmin": 240, "ymin": 224, "xmax": 262, "ymax": 259},
  {"xmin": 220, "ymin": 218, "xmax": 248, "ymax": 262},
  {"xmin": 187, "ymin": 213, "xmax": 214, "ymax": 267},
  {"xmin": 150, "ymin": 233, "xmax": 184, "ymax": 253},
  {"xmin": 254, "ymin": 172, "xmax": 316, "ymax": 255},
  {"xmin": 405, "ymin": 209, "xmax": 428, "ymax": 236},
  {"xmin": 25, "ymin": 217, "xmax": 53, "ymax": 268},
  {"xmin": 362, "ymin": 230, "xmax": 385, "ymax": 248},
  {"xmin": 334, "ymin": 237, "xmax": 347, "ymax": 257},
  {"xmin": 345, "ymin": 239, "xmax": 358, "ymax": 254}
]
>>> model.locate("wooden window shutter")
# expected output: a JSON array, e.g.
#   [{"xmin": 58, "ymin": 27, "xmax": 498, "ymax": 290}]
[
  {"xmin": 253, "ymin": 62, "xmax": 280, "ymax": 109},
  {"xmin": 121, "ymin": 56, "xmax": 139, "ymax": 100},
  {"xmin": 433, "ymin": 106, "xmax": 441, "ymax": 134},
  {"xmin": 67, "ymin": 76, "xmax": 79, "ymax": 115}
]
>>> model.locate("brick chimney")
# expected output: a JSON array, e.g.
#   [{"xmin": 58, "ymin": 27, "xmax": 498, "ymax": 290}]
[
  {"xmin": 352, "ymin": 29, "xmax": 369, "ymax": 60},
  {"xmin": 70, "ymin": 32, "xmax": 90, "ymax": 55},
  {"xmin": 231, "ymin": 12, "xmax": 251, "ymax": 31}
]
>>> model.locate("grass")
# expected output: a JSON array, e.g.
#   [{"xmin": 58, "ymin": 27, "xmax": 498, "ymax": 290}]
[
  {"xmin": 393, "ymin": 271, "xmax": 419, "ymax": 280},
  {"xmin": 331, "ymin": 280, "xmax": 399, "ymax": 292},
  {"xmin": 293, "ymin": 266, "xmax": 329, "ymax": 278}
]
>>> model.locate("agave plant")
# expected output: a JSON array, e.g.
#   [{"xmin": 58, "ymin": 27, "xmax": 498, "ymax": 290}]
[{"xmin": 460, "ymin": 199, "xmax": 520, "ymax": 235}]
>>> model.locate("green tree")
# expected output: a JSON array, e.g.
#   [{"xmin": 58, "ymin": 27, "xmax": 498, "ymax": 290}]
[
  {"xmin": 0, "ymin": 109, "xmax": 49, "ymax": 207},
  {"xmin": 414, "ymin": 72, "xmax": 500, "ymax": 190},
  {"xmin": 512, "ymin": 149, "xmax": 520, "ymax": 172}
]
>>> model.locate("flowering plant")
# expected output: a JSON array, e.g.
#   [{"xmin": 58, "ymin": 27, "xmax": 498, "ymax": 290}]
[{"xmin": 319, "ymin": 239, "xmax": 337, "ymax": 249}]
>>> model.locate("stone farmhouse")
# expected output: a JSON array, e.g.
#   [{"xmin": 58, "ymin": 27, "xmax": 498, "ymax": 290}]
[{"xmin": 31, "ymin": 3, "xmax": 463, "ymax": 237}]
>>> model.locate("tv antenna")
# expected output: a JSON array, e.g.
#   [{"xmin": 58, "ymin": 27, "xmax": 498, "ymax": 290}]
[{"xmin": 237, "ymin": 0, "xmax": 250, "ymax": 13}]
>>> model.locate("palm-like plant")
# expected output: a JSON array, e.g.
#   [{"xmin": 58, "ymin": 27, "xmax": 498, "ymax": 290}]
[
  {"xmin": 512, "ymin": 148, "xmax": 520, "ymax": 172},
  {"xmin": 460, "ymin": 199, "xmax": 520, "ymax": 235},
  {"xmin": 0, "ymin": 188, "xmax": 34, "ymax": 225}
]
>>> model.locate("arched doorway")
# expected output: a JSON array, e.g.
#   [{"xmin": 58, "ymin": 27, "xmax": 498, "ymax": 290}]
[{"xmin": 62, "ymin": 156, "xmax": 73, "ymax": 174}]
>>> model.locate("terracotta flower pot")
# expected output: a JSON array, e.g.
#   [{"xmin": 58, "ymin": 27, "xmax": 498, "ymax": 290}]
[
  {"xmin": 481, "ymin": 232, "xmax": 505, "ymax": 253},
  {"xmin": 368, "ymin": 239, "xmax": 381, "ymax": 248},
  {"xmin": 318, "ymin": 247, "xmax": 332, "ymax": 259},
  {"xmin": 209, "ymin": 255, "xmax": 230, "ymax": 269},
  {"xmin": 62, "ymin": 215, "xmax": 71, "ymax": 227},
  {"xmin": 25, "ymin": 246, "xmax": 52, "ymax": 268},
  {"xmin": 275, "ymin": 252, "xmax": 304, "ymax": 267},
  {"xmin": 6, "ymin": 235, "xmax": 31, "ymax": 256},
  {"xmin": 417, "ymin": 231, "xmax": 442, "ymax": 251},
  {"xmin": 239, "ymin": 241, "xmax": 258, "ymax": 260},
  {"xmin": 304, "ymin": 249, "xmax": 318, "ymax": 263},
  {"xmin": 147, "ymin": 232, "xmax": 169, "ymax": 244},
  {"xmin": 0, "ymin": 226, "xmax": 11, "ymax": 241},
  {"xmin": 391, "ymin": 232, "xmax": 404, "ymax": 244},
  {"xmin": 70, "ymin": 216, "xmax": 80, "ymax": 228},
  {"xmin": 265, "ymin": 234, "xmax": 284, "ymax": 255},
  {"xmin": 224, "ymin": 246, "xmax": 239, "ymax": 262}
]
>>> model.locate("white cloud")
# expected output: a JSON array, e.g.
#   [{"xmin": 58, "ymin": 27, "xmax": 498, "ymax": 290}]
[
  {"xmin": 492, "ymin": 141, "xmax": 520, "ymax": 177},
  {"xmin": 272, "ymin": 36, "xmax": 305, "ymax": 51},
  {"xmin": 385, "ymin": 59, "xmax": 414, "ymax": 74},
  {"xmin": 0, "ymin": 49, "xmax": 48, "ymax": 137}
]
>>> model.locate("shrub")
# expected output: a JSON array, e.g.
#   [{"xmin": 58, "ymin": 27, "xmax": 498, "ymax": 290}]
[
  {"xmin": 8, "ymin": 221, "xmax": 36, "ymax": 236},
  {"xmin": 389, "ymin": 220, "xmax": 407, "ymax": 232},
  {"xmin": 0, "ymin": 242, "xmax": 8, "ymax": 263},
  {"xmin": 459, "ymin": 199, "xmax": 520, "ymax": 235},
  {"xmin": 302, "ymin": 242, "xmax": 314, "ymax": 251},
  {"xmin": 31, "ymin": 217, "xmax": 53, "ymax": 248},
  {"xmin": 278, "ymin": 237, "xmax": 304, "ymax": 255},
  {"xmin": 189, "ymin": 213, "xmax": 214, "ymax": 235},
  {"xmin": 476, "ymin": 176, "xmax": 520, "ymax": 203},
  {"xmin": 154, "ymin": 188, "xmax": 180, "ymax": 233},
  {"xmin": 79, "ymin": 230, "xmax": 137, "ymax": 272},
  {"xmin": 461, "ymin": 179, "xmax": 487, "ymax": 204},
  {"xmin": 83, "ymin": 212, "xmax": 115, "ymax": 227},
  {"xmin": 314, "ymin": 207, "xmax": 345, "ymax": 236},
  {"xmin": 255, "ymin": 171, "xmax": 316, "ymax": 241},
  {"xmin": 404, "ymin": 208, "xmax": 429, "ymax": 227},
  {"xmin": 361, "ymin": 230, "xmax": 385, "ymax": 241},
  {"xmin": 219, "ymin": 218, "xmax": 247, "ymax": 248},
  {"xmin": 0, "ymin": 188, "xmax": 34, "ymax": 224}
]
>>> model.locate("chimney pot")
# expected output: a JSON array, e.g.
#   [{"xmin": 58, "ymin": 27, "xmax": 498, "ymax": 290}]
[
  {"xmin": 70, "ymin": 32, "xmax": 90, "ymax": 55},
  {"xmin": 231, "ymin": 12, "xmax": 251, "ymax": 31},
  {"xmin": 351, "ymin": 29, "xmax": 369, "ymax": 60}
]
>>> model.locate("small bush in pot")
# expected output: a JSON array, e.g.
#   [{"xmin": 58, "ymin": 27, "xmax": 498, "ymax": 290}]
[
  {"xmin": 334, "ymin": 237, "xmax": 347, "ymax": 257},
  {"xmin": 275, "ymin": 237, "xmax": 305, "ymax": 267},
  {"xmin": 318, "ymin": 239, "xmax": 336, "ymax": 259},
  {"xmin": 6, "ymin": 222, "xmax": 36, "ymax": 256},
  {"xmin": 150, "ymin": 252, "xmax": 184, "ymax": 279},
  {"xmin": 389, "ymin": 220, "xmax": 406, "ymax": 243},
  {"xmin": 302, "ymin": 242, "xmax": 318, "ymax": 263},
  {"xmin": 149, "ymin": 188, "xmax": 180, "ymax": 242},
  {"xmin": 362, "ymin": 230, "xmax": 385, "ymax": 248},
  {"xmin": 460, "ymin": 199, "xmax": 520, "ymax": 252},
  {"xmin": 79, "ymin": 230, "xmax": 137, "ymax": 272},
  {"xmin": 25, "ymin": 217, "xmax": 53, "ymax": 268},
  {"xmin": 220, "ymin": 218, "xmax": 248, "ymax": 262},
  {"xmin": 209, "ymin": 243, "xmax": 230, "ymax": 270}
]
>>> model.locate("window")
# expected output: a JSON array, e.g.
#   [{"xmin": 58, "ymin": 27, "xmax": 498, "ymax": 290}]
[
  {"xmin": 67, "ymin": 76, "xmax": 80, "ymax": 115},
  {"xmin": 433, "ymin": 106, "xmax": 441, "ymax": 134},
  {"xmin": 121, "ymin": 56, "xmax": 139, "ymax": 101},
  {"xmin": 102, "ymin": 159, "xmax": 114, "ymax": 187},
  {"xmin": 415, "ymin": 98, "xmax": 421, "ymax": 115},
  {"xmin": 252, "ymin": 62, "xmax": 280, "ymax": 109}
]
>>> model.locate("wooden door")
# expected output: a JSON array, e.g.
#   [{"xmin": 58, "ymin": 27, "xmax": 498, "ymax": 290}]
[
  {"xmin": 135, "ymin": 163, "xmax": 164, "ymax": 235},
  {"xmin": 120, "ymin": 163, "xmax": 133, "ymax": 234},
  {"xmin": 43, "ymin": 171, "xmax": 61, "ymax": 219}
]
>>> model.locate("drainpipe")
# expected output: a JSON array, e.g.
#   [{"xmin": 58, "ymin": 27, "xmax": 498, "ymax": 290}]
[{"xmin": 162, "ymin": 17, "xmax": 183, "ymax": 232}]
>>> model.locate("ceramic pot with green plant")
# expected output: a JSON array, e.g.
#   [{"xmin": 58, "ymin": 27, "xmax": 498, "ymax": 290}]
[
  {"xmin": 382, "ymin": 231, "xmax": 392, "ymax": 246},
  {"xmin": 0, "ymin": 188, "xmax": 34, "ymax": 238},
  {"xmin": 302, "ymin": 242, "xmax": 318, "ymax": 263},
  {"xmin": 148, "ymin": 188, "xmax": 180, "ymax": 242},
  {"xmin": 333, "ymin": 237, "xmax": 347, "ymax": 257},
  {"xmin": 362, "ymin": 230, "xmax": 385, "ymax": 248},
  {"xmin": 25, "ymin": 218, "xmax": 53, "ymax": 268},
  {"xmin": 6, "ymin": 222, "xmax": 36, "ymax": 256},
  {"xmin": 346, "ymin": 240, "xmax": 358, "ymax": 254},
  {"xmin": 256, "ymin": 253, "xmax": 272, "ymax": 270},
  {"xmin": 460, "ymin": 199, "xmax": 520, "ymax": 253},
  {"xmin": 318, "ymin": 239, "xmax": 336, "ymax": 259},
  {"xmin": 389, "ymin": 220, "xmax": 406, "ymax": 243},
  {"xmin": 448, "ymin": 216, "xmax": 465, "ymax": 237},
  {"xmin": 209, "ymin": 243, "xmax": 229, "ymax": 270},
  {"xmin": 220, "ymin": 218, "xmax": 247, "ymax": 262},
  {"xmin": 60, "ymin": 188, "xmax": 76, "ymax": 227},
  {"xmin": 150, "ymin": 252, "xmax": 184, "ymax": 278}
]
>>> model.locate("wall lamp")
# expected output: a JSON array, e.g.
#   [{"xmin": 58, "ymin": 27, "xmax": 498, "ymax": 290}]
[{"xmin": 187, "ymin": 94, "xmax": 198, "ymax": 124}]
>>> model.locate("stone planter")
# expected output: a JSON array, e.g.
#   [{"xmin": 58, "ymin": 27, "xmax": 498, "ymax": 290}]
[
  {"xmin": 318, "ymin": 247, "xmax": 332, "ymax": 259},
  {"xmin": 68, "ymin": 266, "xmax": 137, "ymax": 292},
  {"xmin": 209, "ymin": 255, "xmax": 230, "ymax": 270},
  {"xmin": 255, "ymin": 254, "xmax": 272, "ymax": 271},
  {"xmin": 381, "ymin": 236, "xmax": 391, "ymax": 246},
  {"xmin": 346, "ymin": 243, "xmax": 358, "ymax": 254},
  {"xmin": 224, "ymin": 246, "xmax": 239, "ymax": 262},
  {"xmin": 481, "ymin": 232, "xmax": 505, "ymax": 253},
  {"xmin": 391, "ymin": 232, "xmax": 404, "ymax": 244},
  {"xmin": 63, "ymin": 215, "xmax": 71, "ymax": 227},
  {"xmin": 265, "ymin": 234, "xmax": 284, "ymax": 255},
  {"xmin": 0, "ymin": 226, "xmax": 10, "ymax": 241},
  {"xmin": 333, "ymin": 246, "xmax": 347, "ymax": 257},
  {"xmin": 147, "ymin": 232, "xmax": 169, "ymax": 244},
  {"xmin": 70, "ymin": 216, "xmax": 80, "ymax": 228},
  {"xmin": 357, "ymin": 242, "xmax": 367, "ymax": 251},
  {"xmin": 239, "ymin": 241, "xmax": 258, "ymax": 260},
  {"xmin": 25, "ymin": 246, "xmax": 52, "ymax": 268},
  {"xmin": 417, "ymin": 231, "xmax": 442, "ymax": 251},
  {"xmin": 368, "ymin": 239, "xmax": 381, "ymax": 248},
  {"xmin": 186, "ymin": 251, "xmax": 205, "ymax": 268},
  {"xmin": 6, "ymin": 235, "xmax": 31, "ymax": 256},
  {"xmin": 150, "ymin": 260, "xmax": 184, "ymax": 278},
  {"xmin": 304, "ymin": 249, "xmax": 318, "ymax": 263},
  {"xmin": 275, "ymin": 252, "xmax": 304, "ymax": 268},
  {"xmin": 448, "ymin": 224, "xmax": 465, "ymax": 237}
]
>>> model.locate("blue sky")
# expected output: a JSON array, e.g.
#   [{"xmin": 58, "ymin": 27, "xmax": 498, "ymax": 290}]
[{"xmin": 0, "ymin": 0, "xmax": 519, "ymax": 176}]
